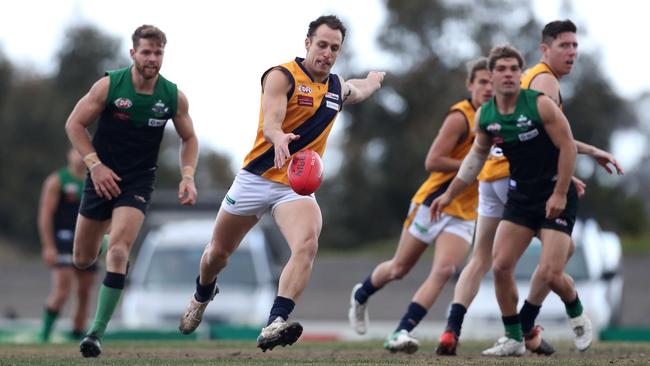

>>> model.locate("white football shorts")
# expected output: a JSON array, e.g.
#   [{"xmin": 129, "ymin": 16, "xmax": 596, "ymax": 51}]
[
  {"xmin": 406, "ymin": 202, "xmax": 475, "ymax": 245},
  {"xmin": 477, "ymin": 177, "xmax": 509, "ymax": 218},
  {"xmin": 221, "ymin": 169, "xmax": 316, "ymax": 218}
]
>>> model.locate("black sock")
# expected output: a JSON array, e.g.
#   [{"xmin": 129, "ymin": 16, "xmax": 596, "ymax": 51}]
[
  {"xmin": 445, "ymin": 303, "xmax": 467, "ymax": 337},
  {"xmin": 194, "ymin": 275, "xmax": 217, "ymax": 303},
  {"xmin": 103, "ymin": 271, "xmax": 126, "ymax": 289},
  {"xmin": 519, "ymin": 300, "xmax": 541, "ymax": 335},
  {"xmin": 267, "ymin": 296, "xmax": 295, "ymax": 326},
  {"xmin": 354, "ymin": 275, "xmax": 379, "ymax": 305},
  {"xmin": 396, "ymin": 302, "xmax": 427, "ymax": 332}
]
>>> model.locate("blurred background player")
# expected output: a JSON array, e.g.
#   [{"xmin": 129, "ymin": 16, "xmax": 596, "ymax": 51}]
[
  {"xmin": 435, "ymin": 19, "xmax": 623, "ymax": 356},
  {"xmin": 348, "ymin": 57, "xmax": 492, "ymax": 354},
  {"xmin": 178, "ymin": 15, "xmax": 384, "ymax": 352},
  {"xmin": 38, "ymin": 147, "xmax": 103, "ymax": 342},
  {"xmin": 65, "ymin": 25, "xmax": 198, "ymax": 357}
]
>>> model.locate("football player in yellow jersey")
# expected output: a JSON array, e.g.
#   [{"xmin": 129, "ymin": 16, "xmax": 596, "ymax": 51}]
[
  {"xmin": 179, "ymin": 15, "xmax": 385, "ymax": 352},
  {"xmin": 347, "ymin": 57, "xmax": 492, "ymax": 354}
]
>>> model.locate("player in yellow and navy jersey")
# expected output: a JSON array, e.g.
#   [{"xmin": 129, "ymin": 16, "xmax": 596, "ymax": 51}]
[
  {"xmin": 347, "ymin": 57, "xmax": 492, "ymax": 354},
  {"xmin": 179, "ymin": 15, "xmax": 385, "ymax": 352}
]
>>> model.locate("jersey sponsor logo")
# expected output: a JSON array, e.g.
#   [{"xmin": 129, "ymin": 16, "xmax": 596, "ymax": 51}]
[
  {"xmin": 151, "ymin": 100, "xmax": 169, "ymax": 118},
  {"xmin": 486, "ymin": 123, "xmax": 501, "ymax": 132},
  {"xmin": 326, "ymin": 100, "xmax": 340, "ymax": 111},
  {"xmin": 491, "ymin": 136, "xmax": 504, "ymax": 144},
  {"xmin": 297, "ymin": 95, "xmax": 314, "ymax": 107},
  {"xmin": 114, "ymin": 98, "xmax": 133, "ymax": 109},
  {"xmin": 518, "ymin": 128, "xmax": 539, "ymax": 142},
  {"xmin": 297, "ymin": 84, "xmax": 313, "ymax": 94},
  {"xmin": 148, "ymin": 118, "xmax": 166, "ymax": 127},
  {"xmin": 325, "ymin": 92, "xmax": 339, "ymax": 101}
]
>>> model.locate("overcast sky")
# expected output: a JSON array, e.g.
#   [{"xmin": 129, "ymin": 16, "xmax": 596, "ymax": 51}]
[{"xmin": 1, "ymin": 0, "xmax": 647, "ymax": 170}]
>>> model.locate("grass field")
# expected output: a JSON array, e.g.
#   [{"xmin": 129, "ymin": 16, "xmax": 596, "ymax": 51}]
[{"xmin": 1, "ymin": 339, "xmax": 650, "ymax": 365}]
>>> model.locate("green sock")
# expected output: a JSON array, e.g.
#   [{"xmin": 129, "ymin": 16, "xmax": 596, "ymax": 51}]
[
  {"xmin": 504, "ymin": 323, "xmax": 523, "ymax": 342},
  {"xmin": 88, "ymin": 284, "xmax": 123, "ymax": 338},
  {"xmin": 39, "ymin": 308, "xmax": 58, "ymax": 342},
  {"xmin": 98, "ymin": 235, "xmax": 109, "ymax": 257},
  {"xmin": 564, "ymin": 294, "xmax": 584, "ymax": 319}
]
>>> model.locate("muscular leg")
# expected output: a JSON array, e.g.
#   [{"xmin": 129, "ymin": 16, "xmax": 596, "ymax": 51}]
[
  {"xmin": 371, "ymin": 229, "xmax": 428, "ymax": 288},
  {"xmin": 452, "ymin": 215, "xmax": 500, "ymax": 307},
  {"xmin": 492, "ymin": 221, "xmax": 534, "ymax": 340},
  {"xmin": 73, "ymin": 269, "xmax": 97, "ymax": 335},
  {"xmin": 73, "ymin": 215, "xmax": 110, "ymax": 270},
  {"xmin": 199, "ymin": 207, "xmax": 258, "ymax": 288},
  {"xmin": 537, "ymin": 229, "xmax": 576, "ymax": 302},
  {"xmin": 40, "ymin": 267, "xmax": 74, "ymax": 341},
  {"xmin": 273, "ymin": 199, "xmax": 322, "ymax": 302},
  {"xmin": 526, "ymin": 237, "xmax": 576, "ymax": 304},
  {"xmin": 86, "ymin": 207, "xmax": 144, "ymax": 338},
  {"xmin": 412, "ymin": 232, "xmax": 470, "ymax": 309}
]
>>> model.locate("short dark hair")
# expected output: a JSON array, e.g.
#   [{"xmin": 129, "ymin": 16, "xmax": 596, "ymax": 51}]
[
  {"xmin": 466, "ymin": 57, "xmax": 489, "ymax": 83},
  {"xmin": 542, "ymin": 20, "xmax": 577, "ymax": 44},
  {"xmin": 488, "ymin": 45, "xmax": 525, "ymax": 71},
  {"xmin": 132, "ymin": 25, "xmax": 167, "ymax": 49},
  {"xmin": 307, "ymin": 15, "xmax": 346, "ymax": 42}
]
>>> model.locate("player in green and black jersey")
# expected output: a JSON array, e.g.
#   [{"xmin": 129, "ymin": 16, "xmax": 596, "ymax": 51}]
[
  {"xmin": 430, "ymin": 45, "xmax": 590, "ymax": 356},
  {"xmin": 65, "ymin": 25, "xmax": 199, "ymax": 358}
]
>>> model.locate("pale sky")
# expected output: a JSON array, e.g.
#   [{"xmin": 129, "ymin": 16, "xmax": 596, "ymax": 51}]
[{"xmin": 1, "ymin": 0, "xmax": 647, "ymax": 170}]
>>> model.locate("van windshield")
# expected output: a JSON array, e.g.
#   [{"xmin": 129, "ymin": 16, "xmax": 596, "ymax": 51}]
[{"xmin": 143, "ymin": 246, "xmax": 258, "ymax": 289}]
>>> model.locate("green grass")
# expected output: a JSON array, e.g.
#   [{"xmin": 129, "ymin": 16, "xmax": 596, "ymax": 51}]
[
  {"xmin": 1, "ymin": 340, "xmax": 649, "ymax": 365},
  {"xmin": 620, "ymin": 232, "xmax": 650, "ymax": 254}
]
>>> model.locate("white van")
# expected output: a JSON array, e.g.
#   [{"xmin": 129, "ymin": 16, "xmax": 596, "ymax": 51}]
[{"xmin": 121, "ymin": 219, "xmax": 276, "ymax": 328}]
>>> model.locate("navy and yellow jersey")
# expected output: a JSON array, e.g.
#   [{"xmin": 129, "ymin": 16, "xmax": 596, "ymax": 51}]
[
  {"xmin": 521, "ymin": 62, "xmax": 563, "ymax": 109},
  {"xmin": 411, "ymin": 100, "xmax": 479, "ymax": 221},
  {"xmin": 479, "ymin": 89, "xmax": 560, "ymax": 183},
  {"xmin": 242, "ymin": 57, "xmax": 343, "ymax": 185},
  {"xmin": 53, "ymin": 168, "xmax": 84, "ymax": 233},
  {"xmin": 94, "ymin": 66, "xmax": 178, "ymax": 175}
]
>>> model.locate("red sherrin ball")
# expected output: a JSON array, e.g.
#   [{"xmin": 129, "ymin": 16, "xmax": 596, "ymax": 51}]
[{"xmin": 288, "ymin": 149, "xmax": 324, "ymax": 195}]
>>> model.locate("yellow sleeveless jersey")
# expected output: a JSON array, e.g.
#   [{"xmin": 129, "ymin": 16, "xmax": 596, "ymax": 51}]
[
  {"xmin": 477, "ymin": 62, "xmax": 562, "ymax": 182},
  {"xmin": 410, "ymin": 100, "xmax": 478, "ymax": 221},
  {"xmin": 242, "ymin": 58, "xmax": 343, "ymax": 185}
]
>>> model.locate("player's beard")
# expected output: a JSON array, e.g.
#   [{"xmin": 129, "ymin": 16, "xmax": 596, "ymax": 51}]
[{"xmin": 134, "ymin": 61, "xmax": 159, "ymax": 80}]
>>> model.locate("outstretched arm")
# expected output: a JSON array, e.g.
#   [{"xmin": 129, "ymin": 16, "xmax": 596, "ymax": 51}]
[
  {"xmin": 340, "ymin": 72, "xmax": 385, "ymax": 104},
  {"xmin": 172, "ymin": 89, "xmax": 198, "ymax": 206}
]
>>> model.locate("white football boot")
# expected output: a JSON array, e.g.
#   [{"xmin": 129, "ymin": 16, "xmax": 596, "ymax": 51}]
[
  {"xmin": 569, "ymin": 313, "xmax": 593, "ymax": 351},
  {"xmin": 348, "ymin": 283, "xmax": 369, "ymax": 335},
  {"xmin": 482, "ymin": 336, "xmax": 525, "ymax": 357}
]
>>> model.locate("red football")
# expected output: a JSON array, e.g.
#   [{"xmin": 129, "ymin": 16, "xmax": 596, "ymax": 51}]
[{"xmin": 288, "ymin": 149, "xmax": 324, "ymax": 195}]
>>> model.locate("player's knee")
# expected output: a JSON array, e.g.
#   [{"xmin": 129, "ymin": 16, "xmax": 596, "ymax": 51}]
[
  {"xmin": 106, "ymin": 242, "xmax": 130, "ymax": 266},
  {"xmin": 291, "ymin": 237, "xmax": 319, "ymax": 261},
  {"xmin": 73, "ymin": 253, "xmax": 96, "ymax": 270},
  {"xmin": 431, "ymin": 264, "xmax": 456, "ymax": 283},
  {"xmin": 468, "ymin": 255, "xmax": 492, "ymax": 276},
  {"xmin": 538, "ymin": 265, "xmax": 563, "ymax": 287},
  {"xmin": 390, "ymin": 262, "xmax": 411, "ymax": 279},
  {"xmin": 205, "ymin": 240, "xmax": 233, "ymax": 264},
  {"xmin": 492, "ymin": 258, "xmax": 513, "ymax": 279}
]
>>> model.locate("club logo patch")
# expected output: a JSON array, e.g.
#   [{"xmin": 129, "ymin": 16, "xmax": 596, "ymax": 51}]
[
  {"xmin": 114, "ymin": 98, "xmax": 133, "ymax": 109},
  {"xmin": 516, "ymin": 114, "xmax": 533, "ymax": 129},
  {"xmin": 298, "ymin": 84, "xmax": 313, "ymax": 94},
  {"xmin": 151, "ymin": 100, "xmax": 169, "ymax": 118},
  {"xmin": 297, "ymin": 95, "xmax": 314, "ymax": 107}
]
